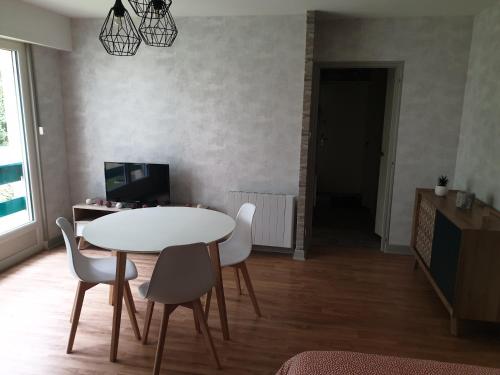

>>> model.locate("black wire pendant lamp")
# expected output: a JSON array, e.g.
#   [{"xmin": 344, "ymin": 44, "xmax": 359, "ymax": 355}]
[
  {"xmin": 128, "ymin": 0, "xmax": 170, "ymax": 18},
  {"xmin": 139, "ymin": 1, "xmax": 178, "ymax": 47},
  {"xmin": 100, "ymin": 0, "xmax": 178, "ymax": 56},
  {"xmin": 99, "ymin": 0, "xmax": 141, "ymax": 56}
]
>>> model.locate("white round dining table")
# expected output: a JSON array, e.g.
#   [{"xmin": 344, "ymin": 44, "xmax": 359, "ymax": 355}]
[{"xmin": 83, "ymin": 206, "xmax": 236, "ymax": 362}]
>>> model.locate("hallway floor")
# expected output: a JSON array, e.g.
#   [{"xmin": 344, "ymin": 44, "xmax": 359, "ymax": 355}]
[{"xmin": 313, "ymin": 197, "xmax": 381, "ymax": 249}]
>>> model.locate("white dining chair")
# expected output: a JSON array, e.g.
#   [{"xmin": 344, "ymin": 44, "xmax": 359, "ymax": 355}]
[
  {"xmin": 139, "ymin": 243, "xmax": 221, "ymax": 374},
  {"xmin": 205, "ymin": 203, "xmax": 261, "ymax": 318},
  {"xmin": 56, "ymin": 217, "xmax": 141, "ymax": 353}
]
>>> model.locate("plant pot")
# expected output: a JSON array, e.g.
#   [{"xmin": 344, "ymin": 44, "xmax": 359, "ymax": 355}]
[{"xmin": 435, "ymin": 185, "xmax": 448, "ymax": 197}]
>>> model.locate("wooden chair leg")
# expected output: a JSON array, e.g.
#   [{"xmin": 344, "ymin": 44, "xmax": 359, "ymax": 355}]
[
  {"xmin": 153, "ymin": 304, "xmax": 175, "ymax": 375},
  {"xmin": 208, "ymin": 242, "xmax": 230, "ymax": 340},
  {"xmin": 77, "ymin": 237, "xmax": 89, "ymax": 250},
  {"xmin": 239, "ymin": 262, "xmax": 262, "ymax": 317},
  {"xmin": 234, "ymin": 267, "xmax": 242, "ymax": 295},
  {"xmin": 204, "ymin": 289, "xmax": 212, "ymax": 320},
  {"xmin": 124, "ymin": 281, "xmax": 141, "ymax": 340},
  {"xmin": 67, "ymin": 281, "xmax": 95, "ymax": 354},
  {"xmin": 193, "ymin": 299, "xmax": 221, "ymax": 369},
  {"xmin": 193, "ymin": 307, "xmax": 201, "ymax": 334},
  {"xmin": 143, "ymin": 300, "xmax": 155, "ymax": 345},
  {"xmin": 109, "ymin": 285, "xmax": 114, "ymax": 306},
  {"xmin": 124, "ymin": 281, "xmax": 138, "ymax": 313},
  {"xmin": 127, "ymin": 281, "xmax": 137, "ymax": 312},
  {"xmin": 413, "ymin": 258, "xmax": 419, "ymax": 270},
  {"xmin": 70, "ymin": 287, "xmax": 79, "ymax": 323}
]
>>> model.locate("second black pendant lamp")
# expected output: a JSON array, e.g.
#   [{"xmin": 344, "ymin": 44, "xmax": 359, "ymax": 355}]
[
  {"xmin": 128, "ymin": 0, "xmax": 169, "ymax": 18},
  {"xmin": 100, "ymin": 0, "xmax": 178, "ymax": 55},
  {"xmin": 139, "ymin": 0, "xmax": 178, "ymax": 47}
]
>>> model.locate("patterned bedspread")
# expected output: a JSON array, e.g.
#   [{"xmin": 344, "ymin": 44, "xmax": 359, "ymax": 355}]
[{"xmin": 276, "ymin": 351, "xmax": 500, "ymax": 375}]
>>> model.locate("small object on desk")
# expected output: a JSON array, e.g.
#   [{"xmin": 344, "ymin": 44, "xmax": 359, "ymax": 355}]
[
  {"xmin": 456, "ymin": 191, "xmax": 475, "ymax": 209},
  {"xmin": 85, "ymin": 198, "xmax": 93, "ymax": 205},
  {"xmin": 142, "ymin": 204, "xmax": 148, "ymax": 208},
  {"xmin": 105, "ymin": 200, "xmax": 112, "ymax": 208},
  {"xmin": 97, "ymin": 199, "xmax": 104, "ymax": 206},
  {"xmin": 455, "ymin": 191, "xmax": 466, "ymax": 208},
  {"xmin": 434, "ymin": 175, "xmax": 449, "ymax": 197},
  {"xmin": 115, "ymin": 202, "xmax": 123, "ymax": 209}
]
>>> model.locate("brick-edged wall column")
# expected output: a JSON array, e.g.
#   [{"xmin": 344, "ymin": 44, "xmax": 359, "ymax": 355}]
[{"xmin": 294, "ymin": 11, "xmax": 317, "ymax": 260}]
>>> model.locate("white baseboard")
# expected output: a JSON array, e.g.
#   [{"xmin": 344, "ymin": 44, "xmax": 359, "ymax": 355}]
[
  {"xmin": 47, "ymin": 235, "xmax": 64, "ymax": 249},
  {"xmin": 0, "ymin": 244, "xmax": 44, "ymax": 273},
  {"xmin": 252, "ymin": 245, "xmax": 293, "ymax": 255},
  {"xmin": 385, "ymin": 244, "xmax": 412, "ymax": 255},
  {"xmin": 293, "ymin": 249, "xmax": 306, "ymax": 261}
]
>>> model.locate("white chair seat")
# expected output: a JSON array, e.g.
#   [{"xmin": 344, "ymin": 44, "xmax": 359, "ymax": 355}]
[
  {"xmin": 139, "ymin": 243, "xmax": 221, "ymax": 372},
  {"xmin": 217, "ymin": 203, "xmax": 256, "ymax": 267},
  {"xmin": 83, "ymin": 257, "xmax": 138, "ymax": 284},
  {"xmin": 205, "ymin": 203, "xmax": 261, "ymax": 317},
  {"xmin": 55, "ymin": 217, "xmax": 141, "ymax": 354},
  {"xmin": 138, "ymin": 281, "xmax": 149, "ymax": 299},
  {"xmin": 219, "ymin": 242, "xmax": 247, "ymax": 267}
]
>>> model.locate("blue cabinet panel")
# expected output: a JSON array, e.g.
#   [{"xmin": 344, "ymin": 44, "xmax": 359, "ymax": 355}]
[{"xmin": 430, "ymin": 211, "xmax": 461, "ymax": 304}]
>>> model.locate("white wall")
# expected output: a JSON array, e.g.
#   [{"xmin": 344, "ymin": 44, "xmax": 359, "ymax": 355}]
[
  {"xmin": 30, "ymin": 12, "xmax": 483, "ymax": 249},
  {"xmin": 315, "ymin": 16, "xmax": 473, "ymax": 246},
  {"xmin": 59, "ymin": 16, "xmax": 306, "ymax": 210},
  {"xmin": 0, "ymin": 0, "xmax": 71, "ymax": 51},
  {"xmin": 455, "ymin": 1, "xmax": 500, "ymax": 210},
  {"xmin": 31, "ymin": 45, "xmax": 72, "ymax": 240}
]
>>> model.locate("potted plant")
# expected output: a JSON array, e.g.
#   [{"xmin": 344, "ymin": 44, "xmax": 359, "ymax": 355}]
[{"xmin": 435, "ymin": 175, "xmax": 449, "ymax": 197}]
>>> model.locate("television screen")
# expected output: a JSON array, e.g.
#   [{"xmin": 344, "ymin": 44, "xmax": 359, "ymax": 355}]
[{"xmin": 104, "ymin": 162, "xmax": 170, "ymax": 205}]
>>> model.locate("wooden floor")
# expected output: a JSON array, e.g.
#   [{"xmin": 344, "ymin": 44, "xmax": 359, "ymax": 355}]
[{"xmin": 1, "ymin": 245, "xmax": 500, "ymax": 374}]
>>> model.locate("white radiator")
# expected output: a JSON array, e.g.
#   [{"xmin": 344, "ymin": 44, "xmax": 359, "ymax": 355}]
[{"xmin": 226, "ymin": 191, "xmax": 295, "ymax": 249}]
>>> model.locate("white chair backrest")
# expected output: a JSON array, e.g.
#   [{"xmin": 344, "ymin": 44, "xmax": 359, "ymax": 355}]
[
  {"xmin": 226, "ymin": 203, "xmax": 256, "ymax": 260},
  {"xmin": 56, "ymin": 217, "xmax": 86, "ymax": 281},
  {"xmin": 145, "ymin": 243, "xmax": 215, "ymax": 305}
]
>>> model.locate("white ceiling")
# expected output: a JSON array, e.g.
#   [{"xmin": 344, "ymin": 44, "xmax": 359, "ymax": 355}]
[{"xmin": 21, "ymin": 0, "xmax": 498, "ymax": 18}]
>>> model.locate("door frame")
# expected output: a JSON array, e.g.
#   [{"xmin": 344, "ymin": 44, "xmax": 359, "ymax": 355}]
[
  {"xmin": 0, "ymin": 38, "xmax": 44, "ymax": 271},
  {"xmin": 294, "ymin": 61, "xmax": 404, "ymax": 258}
]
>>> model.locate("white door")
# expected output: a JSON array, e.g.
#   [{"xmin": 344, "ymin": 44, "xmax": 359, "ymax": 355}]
[
  {"xmin": 374, "ymin": 67, "xmax": 402, "ymax": 250},
  {"xmin": 0, "ymin": 39, "xmax": 43, "ymax": 268},
  {"xmin": 374, "ymin": 70, "xmax": 394, "ymax": 237}
]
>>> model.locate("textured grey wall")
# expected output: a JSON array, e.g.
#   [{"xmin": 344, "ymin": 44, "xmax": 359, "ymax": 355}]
[
  {"xmin": 316, "ymin": 16, "xmax": 473, "ymax": 245},
  {"xmin": 32, "ymin": 45, "xmax": 72, "ymax": 240},
  {"xmin": 60, "ymin": 16, "xmax": 306, "ymax": 210},
  {"xmin": 455, "ymin": 3, "xmax": 500, "ymax": 209}
]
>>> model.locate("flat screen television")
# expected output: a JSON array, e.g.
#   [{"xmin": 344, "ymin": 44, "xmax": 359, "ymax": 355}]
[{"xmin": 104, "ymin": 162, "xmax": 170, "ymax": 205}]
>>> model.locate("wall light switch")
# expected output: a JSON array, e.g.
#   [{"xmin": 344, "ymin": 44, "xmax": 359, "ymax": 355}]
[{"xmin": 38, "ymin": 126, "xmax": 45, "ymax": 136}]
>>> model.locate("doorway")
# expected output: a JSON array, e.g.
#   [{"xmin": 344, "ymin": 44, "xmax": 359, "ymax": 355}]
[
  {"xmin": 0, "ymin": 39, "xmax": 43, "ymax": 269},
  {"xmin": 308, "ymin": 64, "xmax": 402, "ymax": 252}
]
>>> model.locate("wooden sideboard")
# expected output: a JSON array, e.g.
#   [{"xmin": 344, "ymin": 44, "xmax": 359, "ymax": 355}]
[
  {"xmin": 410, "ymin": 189, "xmax": 500, "ymax": 335},
  {"xmin": 72, "ymin": 204, "xmax": 130, "ymax": 249}
]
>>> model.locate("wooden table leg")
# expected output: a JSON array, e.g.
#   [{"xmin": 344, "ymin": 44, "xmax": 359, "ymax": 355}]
[
  {"xmin": 110, "ymin": 251, "xmax": 127, "ymax": 362},
  {"xmin": 109, "ymin": 251, "xmax": 117, "ymax": 305},
  {"xmin": 208, "ymin": 242, "xmax": 230, "ymax": 340}
]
